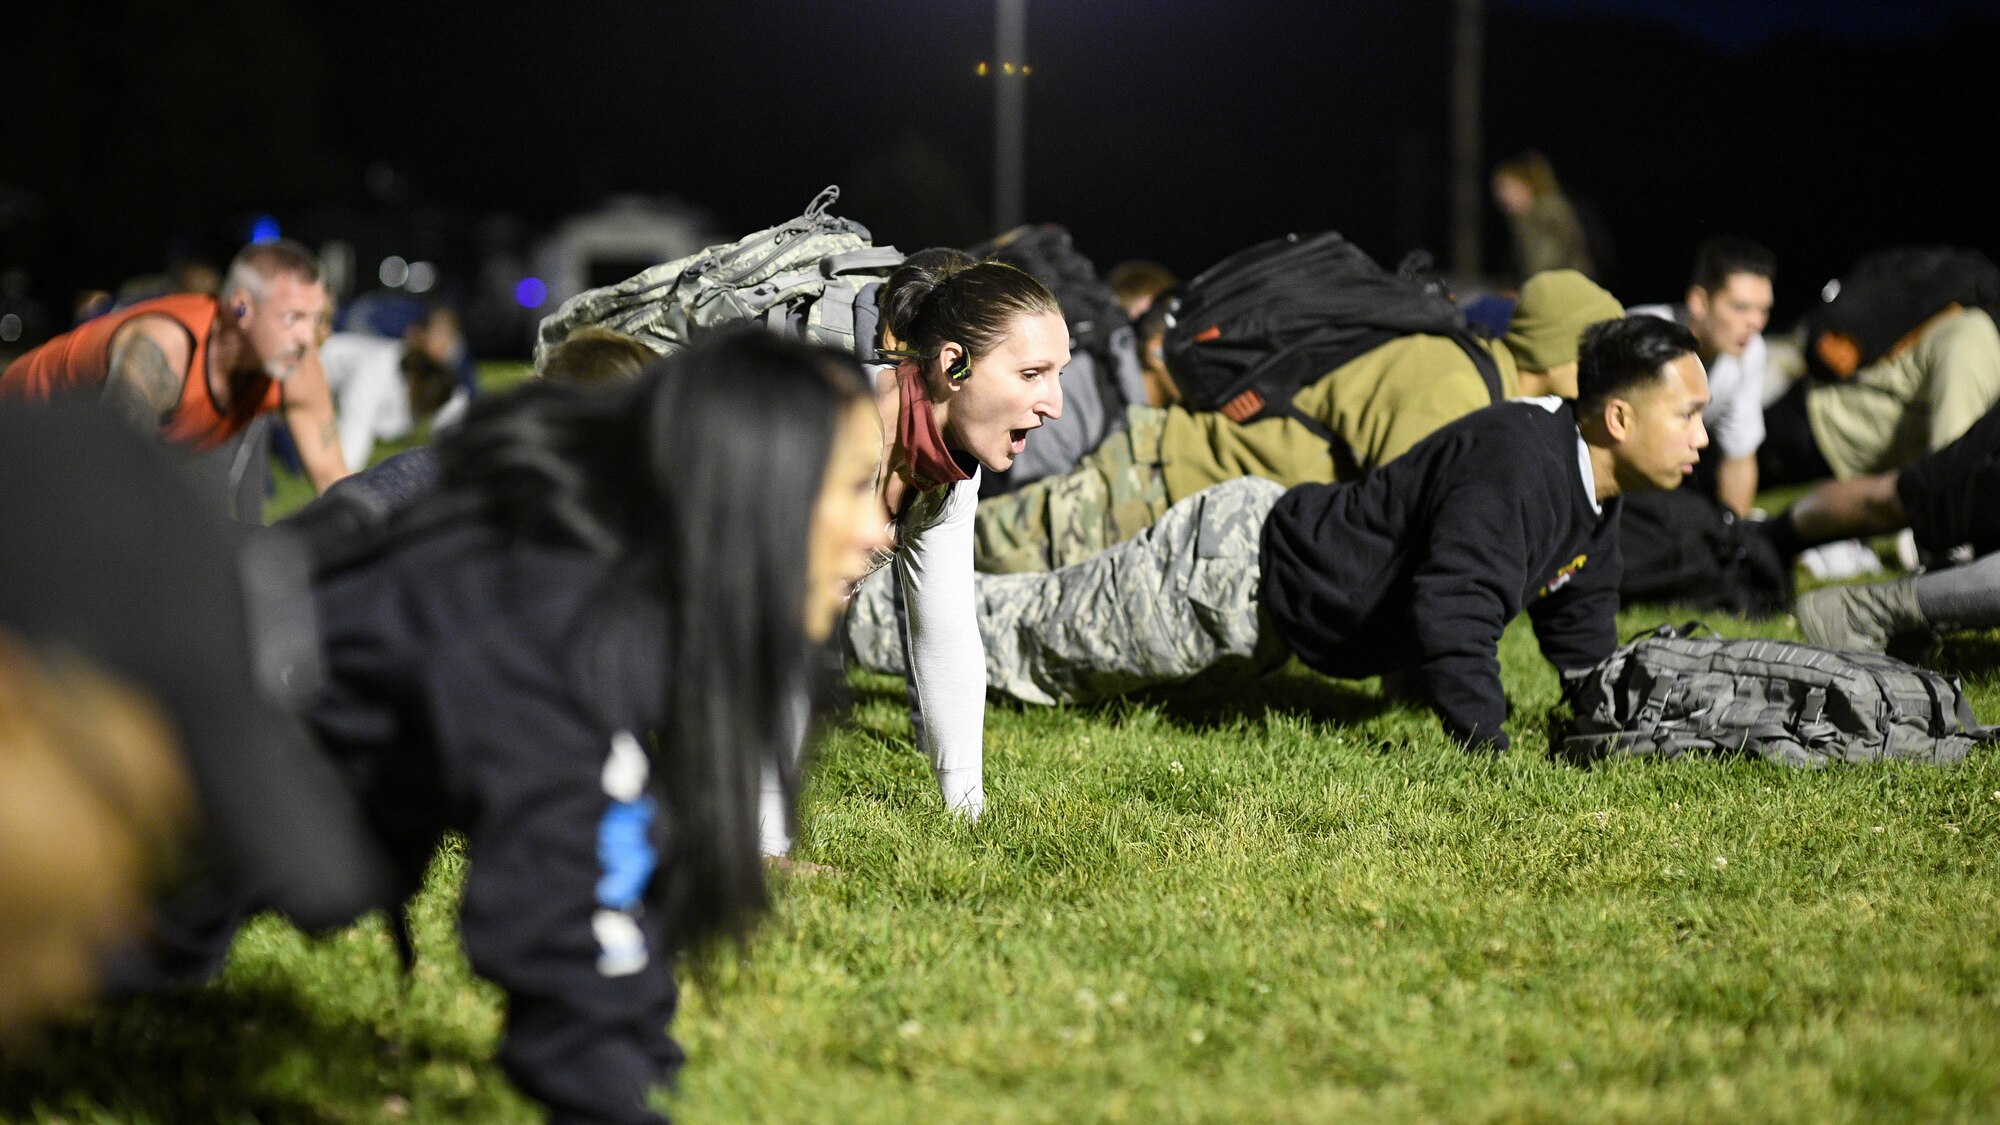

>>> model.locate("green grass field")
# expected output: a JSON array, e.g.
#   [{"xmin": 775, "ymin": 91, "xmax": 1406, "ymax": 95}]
[{"xmin": 5, "ymin": 382, "xmax": 1998, "ymax": 1123}]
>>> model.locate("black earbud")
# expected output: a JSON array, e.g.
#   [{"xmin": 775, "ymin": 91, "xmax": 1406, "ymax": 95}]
[
  {"xmin": 947, "ymin": 353, "xmax": 972, "ymax": 382},
  {"xmin": 236, "ymin": 304, "xmax": 249, "ymax": 319}
]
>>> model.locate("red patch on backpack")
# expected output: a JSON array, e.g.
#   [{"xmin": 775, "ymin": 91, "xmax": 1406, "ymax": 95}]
[{"xmin": 1221, "ymin": 390, "xmax": 1265, "ymax": 422}]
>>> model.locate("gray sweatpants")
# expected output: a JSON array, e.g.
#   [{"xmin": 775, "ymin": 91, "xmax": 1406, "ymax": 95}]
[{"xmin": 848, "ymin": 476, "xmax": 1289, "ymax": 706}]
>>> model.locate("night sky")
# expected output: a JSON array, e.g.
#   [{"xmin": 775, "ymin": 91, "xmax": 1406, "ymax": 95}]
[{"xmin": 6, "ymin": 0, "xmax": 1998, "ymax": 346}]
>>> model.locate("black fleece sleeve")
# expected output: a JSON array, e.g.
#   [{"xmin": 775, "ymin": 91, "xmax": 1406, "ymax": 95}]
[
  {"xmin": 1527, "ymin": 516, "xmax": 1623, "ymax": 681},
  {"xmin": 1410, "ymin": 480, "xmax": 1525, "ymax": 751},
  {"xmin": 429, "ymin": 661, "xmax": 681, "ymax": 1125}
]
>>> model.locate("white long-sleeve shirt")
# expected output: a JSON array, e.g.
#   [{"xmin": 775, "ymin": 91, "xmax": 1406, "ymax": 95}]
[
  {"xmin": 890, "ymin": 473, "xmax": 987, "ymax": 817},
  {"xmin": 759, "ymin": 375, "xmax": 989, "ymax": 854}
]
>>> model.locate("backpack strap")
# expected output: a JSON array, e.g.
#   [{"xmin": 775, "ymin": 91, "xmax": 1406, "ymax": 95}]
[
  {"xmin": 1242, "ymin": 324, "xmax": 1500, "ymax": 465},
  {"xmin": 1451, "ymin": 329, "xmax": 1506, "ymax": 403},
  {"xmin": 1277, "ymin": 403, "xmax": 1354, "ymax": 474},
  {"xmin": 1634, "ymin": 676, "xmax": 1675, "ymax": 729},
  {"xmin": 1621, "ymin": 620, "xmax": 1707, "ymax": 644}
]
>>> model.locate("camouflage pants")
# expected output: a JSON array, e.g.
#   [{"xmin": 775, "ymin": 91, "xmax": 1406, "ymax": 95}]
[
  {"xmin": 848, "ymin": 476, "xmax": 1290, "ymax": 706},
  {"xmin": 973, "ymin": 405, "xmax": 1173, "ymax": 574}
]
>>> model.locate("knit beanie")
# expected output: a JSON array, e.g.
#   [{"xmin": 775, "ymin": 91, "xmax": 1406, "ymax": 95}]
[{"xmin": 1503, "ymin": 270, "xmax": 1624, "ymax": 371}]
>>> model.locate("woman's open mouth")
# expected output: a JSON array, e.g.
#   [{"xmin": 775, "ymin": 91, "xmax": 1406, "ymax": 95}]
[{"xmin": 1009, "ymin": 428, "xmax": 1029, "ymax": 454}]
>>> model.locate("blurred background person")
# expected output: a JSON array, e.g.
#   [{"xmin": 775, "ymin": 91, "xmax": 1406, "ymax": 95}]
[
  {"xmin": 1759, "ymin": 245, "xmax": 2000, "ymax": 489},
  {"xmin": 1107, "ymin": 258, "xmax": 1177, "ymax": 320},
  {"xmin": 285, "ymin": 325, "xmax": 656, "ymax": 567},
  {"xmin": 1133, "ymin": 288, "xmax": 1183, "ymax": 408},
  {"xmin": 0, "ymin": 400, "xmax": 389, "ymax": 1028},
  {"xmin": 318, "ymin": 305, "xmax": 468, "ymax": 471},
  {"xmin": 340, "ymin": 286, "xmax": 481, "ymax": 402},
  {"xmin": 0, "ymin": 269, "xmax": 52, "ymax": 362},
  {"xmin": 1, "ymin": 240, "xmax": 351, "ymax": 517},
  {"xmin": 0, "ymin": 631, "xmax": 190, "ymax": 1039},
  {"xmin": 537, "ymin": 325, "xmax": 655, "ymax": 389},
  {"xmin": 1629, "ymin": 236, "xmax": 1777, "ymax": 514},
  {"xmin": 1492, "ymin": 150, "xmax": 1596, "ymax": 284}
]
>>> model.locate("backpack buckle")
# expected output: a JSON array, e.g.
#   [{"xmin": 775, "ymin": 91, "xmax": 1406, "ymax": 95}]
[{"xmin": 1798, "ymin": 688, "xmax": 1827, "ymax": 725}]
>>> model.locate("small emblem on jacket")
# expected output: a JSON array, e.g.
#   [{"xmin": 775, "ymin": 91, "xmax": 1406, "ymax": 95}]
[
  {"xmin": 593, "ymin": 909, "xmax": 648, "ymax": 977},
  {"xmin": 594, "ymin": 730, "xmax": 657, "ymax": 977},
  {"xmin": 1539, "ymin": 554, "xmax": 1588, "ymax": 597}
]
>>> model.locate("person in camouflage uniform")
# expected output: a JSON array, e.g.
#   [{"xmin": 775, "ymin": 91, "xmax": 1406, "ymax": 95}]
[
  {"xmin": 971, "ymin": 270, "xmax": 1624, "ymax": 573},
  {"xmin": 854, "ymin": 475, "xmax": 1289, "ymax": 703},
  {"xmin": 972, "ymin": 403, "xmax": 1176, "ymax": 573},
  {"xmin": 852, "ymin": 315, "xmax": 1714, "ymax": 753}
]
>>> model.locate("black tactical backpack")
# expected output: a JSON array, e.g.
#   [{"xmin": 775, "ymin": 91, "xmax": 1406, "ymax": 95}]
[
  {"xmin": 1559, "ymin": 624, "xmax": 1996, "ymax": 767},
  {"xmin": 1160, "ymin": 231, "xmax": 1500, "ymax": 438},
  {"xmin": 1615, "ymin": 489, "xmax": 1792, "ymax": 618}
]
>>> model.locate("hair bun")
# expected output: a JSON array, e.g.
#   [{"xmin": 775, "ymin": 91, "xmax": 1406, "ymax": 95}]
[{"xmin": 879, "ymin": 250, "xmax": 1059, "ymax": 371}]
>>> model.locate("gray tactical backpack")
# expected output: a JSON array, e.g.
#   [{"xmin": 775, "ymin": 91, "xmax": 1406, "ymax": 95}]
[
  {"xmin": 1560, "ymin": 624, "xmax": 1996, "ymax": 767},
  {"xmin": 533, "ymin": 185, "xmax": 903, "ymax": 371}
]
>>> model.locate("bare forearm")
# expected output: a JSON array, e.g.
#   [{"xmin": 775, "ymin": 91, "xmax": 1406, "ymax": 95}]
[
  {"xmin": 283, "ymin": 352, "xmax": 353, "ymax": 491},
  {"xmin": 289, "ymin": 407, "xmax": 352, "ymax": 491},
  {"xmin": 1716, "ymin": 455, "xmax": 1758, "ymax": 517},
  {"xmin": 1788, "ymin": 472, "xmax": 1905, "ymax": 546}
]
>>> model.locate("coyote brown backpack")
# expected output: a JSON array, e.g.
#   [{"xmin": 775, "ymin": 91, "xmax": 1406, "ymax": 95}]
[
  {"xmin": 533, "ymin": 185, "xmax": 903, "ymax": 370},
  {"xmin": 1160, "ymin": 231, "xmax": 1500, "ymax": 440},
  {"xmin": 1560, "ymin": 624, "xmax": 1996, "ymax": 767}
]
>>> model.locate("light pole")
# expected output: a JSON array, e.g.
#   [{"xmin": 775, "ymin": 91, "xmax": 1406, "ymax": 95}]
[
  {"xmin": 993, "ymin": 0, "xmax": 1027, "ymax": 234},
  {"xmin": 1450, "ymin": 0, "xmax": 1484, "ymax": 282}
]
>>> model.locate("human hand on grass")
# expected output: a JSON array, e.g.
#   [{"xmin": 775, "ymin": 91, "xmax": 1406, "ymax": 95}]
[{"xmin": 936, "ymin": 768, "xmax": 984, "ymax": 822}]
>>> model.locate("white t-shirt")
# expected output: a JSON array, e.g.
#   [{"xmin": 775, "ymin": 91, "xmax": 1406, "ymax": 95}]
[
  {"xmin": 319, "ymin": 333, "xmax": 413, "ymax": 471},
  {"xmin": 1630, "ymin": 303, "xmax": 1767, "ymax": 459}
]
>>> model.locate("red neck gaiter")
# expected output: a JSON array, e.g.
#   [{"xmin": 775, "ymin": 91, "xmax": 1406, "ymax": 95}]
[{"xmin": 894, "ymin": 360, "xmax": 971, "ymax": 491}]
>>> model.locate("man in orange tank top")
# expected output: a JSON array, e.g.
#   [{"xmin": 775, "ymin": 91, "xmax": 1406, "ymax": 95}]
[{"xmin": 1, "ymin": 240, "xmax": 351, "ymax": 501}]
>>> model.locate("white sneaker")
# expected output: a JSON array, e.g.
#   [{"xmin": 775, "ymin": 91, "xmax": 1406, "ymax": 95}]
[
  {"xmin": 1895, "ymin": 528, "xmax": 1921, "ymax": 572},
  {"xmin": 1799, "ymin": 538, "xmax": 1885, "ymax": 581}
]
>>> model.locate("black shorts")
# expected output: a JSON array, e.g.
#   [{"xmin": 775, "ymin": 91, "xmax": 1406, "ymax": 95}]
[{"xmin": 1897, "ymin": 402, "xmax": 2000, "ymax": 557}]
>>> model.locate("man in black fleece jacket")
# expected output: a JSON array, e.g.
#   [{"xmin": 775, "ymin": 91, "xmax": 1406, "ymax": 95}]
[{"xmin": 904, "ymin": 315, "xmax": 1710, "ymax": 751}]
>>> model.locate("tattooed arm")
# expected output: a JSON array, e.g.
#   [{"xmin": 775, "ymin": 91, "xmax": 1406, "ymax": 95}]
[
  {"xmin": 280, "ymin": 349, "xmax": 353, "ymax": 492},
  {"xmin": 100, "ymin": 318, "xmax": 194, "ymax": 431}
]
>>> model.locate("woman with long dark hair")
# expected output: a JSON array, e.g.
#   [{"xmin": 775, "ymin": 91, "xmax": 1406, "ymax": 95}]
[
  {"xmin": 840, "ymin": 252, "xmax": 1068, "ymax": 823},
  {"xmin": 302, "ymin": 329, "xmax": 890, "ymax": 1123}
]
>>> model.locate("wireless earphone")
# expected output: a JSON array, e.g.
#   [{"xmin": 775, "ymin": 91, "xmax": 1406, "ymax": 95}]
[
  {"xmin": 236, "ymin": 304, "xmax": 249, "ymax": 319},
  {"xmin": 946, "ymin": 352, "xmax": 972, "ymax": 382}
]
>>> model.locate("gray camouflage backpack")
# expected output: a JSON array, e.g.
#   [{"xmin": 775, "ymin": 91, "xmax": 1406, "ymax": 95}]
[
  {"xmin": 1560, "ymin": 624, "xmax": 1997, "ymax": 767},
  {"xmin": 532, "ymin": 185, "xmax": 903, "ymax": 371}
]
